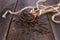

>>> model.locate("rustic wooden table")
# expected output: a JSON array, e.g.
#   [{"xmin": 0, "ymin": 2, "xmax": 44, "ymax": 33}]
[{"xmin": 0, "ymin": 0, "xmax": 60, "ymax": 40}]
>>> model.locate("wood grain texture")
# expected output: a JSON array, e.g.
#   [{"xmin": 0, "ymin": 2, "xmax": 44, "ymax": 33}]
[
  {"xmin": 45, "ymin": 0, "xmax": 60, "ymax": 40},
  {"xmin": 0, "ymin": 0, "xmax": 17, "ymax": 40},
  {"xmin": 6, "ymin": 0, "xmax": 54, "ymax": 40},
  {"xmin": 47, "ymin": 13, "xmax": 60, "ymax": 40}
]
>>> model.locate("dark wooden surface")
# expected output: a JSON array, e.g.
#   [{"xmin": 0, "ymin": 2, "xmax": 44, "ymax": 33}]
[
  {"xmin": 0, "ymin": 0, "xmax": 60, "ymax": 40},
  {"xmin": 0, "ymin": 0, "xmax": 18, "ymax": 40},
  {"xmin": 46, "ymin": 0, "xmax": 60, "ymax": 40}
]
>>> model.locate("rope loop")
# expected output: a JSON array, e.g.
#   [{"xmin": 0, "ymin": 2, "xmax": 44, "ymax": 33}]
[{"xmin": 2, "ymin": 0, "xmax": 60, "ymax": 23}]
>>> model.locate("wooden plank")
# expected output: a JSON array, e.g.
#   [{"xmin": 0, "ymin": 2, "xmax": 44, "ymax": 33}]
[
  {"xmin": 0, "ymin": 0, "xmax": 17, "ymax": 40},
  {"xmin": 6, "ymin": 0, "xmax": 55, "ymax": 40},
  {"xmin": 45, "ymin": 0, "xmax": 60, "ymax": 40},
  {"xmin": 47, "ymin": 12, "xmax": 60, "ymax": 40}
]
